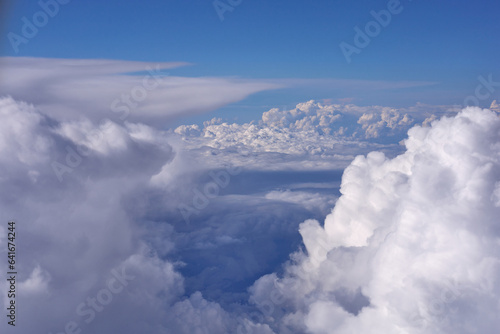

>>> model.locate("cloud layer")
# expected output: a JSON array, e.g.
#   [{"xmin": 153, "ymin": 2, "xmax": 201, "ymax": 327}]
[
  {"xmin": 174, "ymin": 100, "xmax": 456, "ymax": 170},
  {"xmin": 0, "ymin": 57, "xmax": 281, "ymax": 125},
  {"xmin": 1, "ymin": 94, "xmax": 499, "ymax": 334},
  {"xmin": 0, "ymin": 96, "xmax": 335, "ymax": 333}
]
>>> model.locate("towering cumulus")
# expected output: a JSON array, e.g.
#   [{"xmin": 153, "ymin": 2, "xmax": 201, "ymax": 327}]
[{"xmin": 251, "ymin": 107, "xmax": 500, "ymax": 334}]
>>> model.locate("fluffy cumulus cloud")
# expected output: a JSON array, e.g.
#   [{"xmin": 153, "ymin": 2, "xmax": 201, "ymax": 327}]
[
  {"xmin": 174, "ymin": 100, "xmax": 456, "ymax": 170},
  {"xmin": 249, "ymin": 107, "xmax": 500, "ymax": 333},
  {"xmin": 0, "ymin": 96, "xmax": 336, "ymax": 333},
  {"xmin": 258, "ymin": 100, "xmax": 456, "ymax": 141},
  {"xmin": 0, "ymin": 96, "xmax": 245, "ymax": 334},
  {"xmin": 1, "ymin": 92, "xmax": 499, "ymax": 334}
]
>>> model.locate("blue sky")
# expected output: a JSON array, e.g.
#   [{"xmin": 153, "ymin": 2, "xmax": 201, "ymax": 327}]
[
  {"xmin": 2, "ymin": 2, "xmax": 500, "ymax": 334},
  {"xmin": 1, "ymin": 0, "xmax": 500, "ymax": 123}
]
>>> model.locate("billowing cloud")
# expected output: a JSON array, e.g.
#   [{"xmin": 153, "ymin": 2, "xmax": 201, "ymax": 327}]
[
  {"xmin": 249, "ymin": 107, "xmax": 500, "ymax": 333},
  {"xmin": 1, "ymin": 93, "xmax": 499, "ymax": 334},
  {"xmin": 0, "ymin": 96, "xmax": 334, "ymax": 333},
  {"xmin": 174, "ymin": 100, "xmax": 457, "ymax": 171},
  {"xmin": 0, "ymin": 96, "xmax": 225, "ymax": 334}
]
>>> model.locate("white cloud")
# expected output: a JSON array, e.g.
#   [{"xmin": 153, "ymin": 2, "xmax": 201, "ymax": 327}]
[
  {"xmin": 174, "ymin": 100, "xmax": 456, "ymax": 171},
  {"xmin": 0, "ymin": 96, "xmax": 331, "ymax": 333},
  {"xmin": 2, "ymin": 92, "xmax": 499, "ymax": 333},
  {"xmin": 265, "ymin": 190, "xmax": 337, "ymax": 216},
  {"xmin": 18, "ymin": 265, "xmax": 51, "ymax": 295},
  {"xmin": 0, "ymin": 97, "xmax": 226, "ymax": 333},
  {"xmin": 0, "ymin": 57, "xmax": 281, "ymax": 126},
  {"xmin": 166, "ymin": 292, "xmax": 237, "ymax": 334},
  {"xmin": 249, "ymin": 107, "xmax": 500, "ymax": 333}
]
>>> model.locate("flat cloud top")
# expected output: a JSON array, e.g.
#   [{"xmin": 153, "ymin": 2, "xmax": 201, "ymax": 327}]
[{"xmin": 0, "ymin": 57, "xmax": 282, "ymax": 125}]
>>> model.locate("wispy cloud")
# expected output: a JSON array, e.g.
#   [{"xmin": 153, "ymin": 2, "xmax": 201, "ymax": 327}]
[{"xmin": 0, "ymin": 57, "xmax": 282, "ymax": 126}]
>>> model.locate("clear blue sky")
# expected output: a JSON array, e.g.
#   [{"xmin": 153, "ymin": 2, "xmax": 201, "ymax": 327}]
[{"xmin": 1, "ymin": 0, "xmax": 499, "ymax": 123}]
